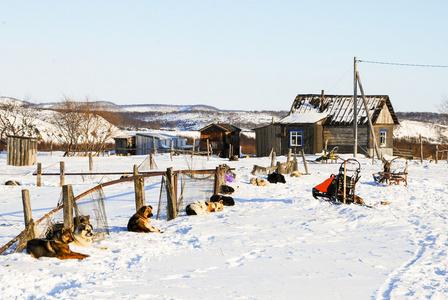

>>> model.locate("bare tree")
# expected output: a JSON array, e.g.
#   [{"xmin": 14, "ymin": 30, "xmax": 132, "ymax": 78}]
[
  {"xmin": 0, "ymin": 98, "xmax": 39, "ymax": 148},
  {"xmin": 51, "ymin": 96, "xmax": 119, "ymax": 156},
  {"xmin": 438, "ymin": 95, "xmax": 448, "ymax": 125}
]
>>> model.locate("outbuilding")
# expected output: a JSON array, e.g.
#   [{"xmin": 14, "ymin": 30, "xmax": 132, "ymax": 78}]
[
  {"xmin": 114, "ymin": 133, "xmax": 187, "ymax": 155},
  {"xmin": 199, "ymin": 123, "xmax": 241, "ymax": 158}
]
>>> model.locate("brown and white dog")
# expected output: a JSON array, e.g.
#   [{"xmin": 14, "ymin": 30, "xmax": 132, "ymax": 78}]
[
  {"xmin": 26, "ymin": 226, "xmax": 90, "ymax": 260},
  {"xmin": 185, "ymin": 201, "xmax": 224, "ymax": 216},
  {"xmin": 72, "ymin": 223, "xmax": 94, "ymax": 247},
  {"xmin": 290, "ymin": 171, "xmax": 303, "ymax": 177},
  {"xmin": 127, "ymin": 205, "xmax": 162, "ymax": 233},
  {"xmin": 250, "ymin": 177, "xmax": 269, "ymax": 186}
]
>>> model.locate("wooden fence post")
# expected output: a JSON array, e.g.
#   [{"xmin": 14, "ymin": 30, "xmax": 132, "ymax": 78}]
[
  {"xmin": 420, "ymin": 134, "xmax": 423, "ymax": 163},
  {"xmin": 301, "ymin": 148, "xmax": 309, "ymax": 175},
  {"xmin": 166, "ymin": 167, "xmax": 177, "ymax": 220},
  {"xmin": 209, "ymin": 142, "xmax": 213, "ymax": 157},
  {"xmin": 60, "ymin": 161, "xmax": 65, "ymax": 187},
  {"xmin": 343, "ymin": 162, "xmax": 347, "ymax": 204},
  {"xmin": 133, "ymin": 164, "xmax": 145, "ymax": 211},
  {"xmin": 153, "ymin": 137, "xmax": 157, "ymax": 155},
  {"xmin": 21, "ymin": 189, "xmax": 35, "ymax": 237},
  {"xmin": 36, "ymin": 163, "xmax": 42, "ymax": 187},
  {"xmin": 14, "ymin": 189, "xmax": 36, "ymax": 252},
  {"xmin": 89, "ymin": 153, "xmax": 93, "ymax": 171},
  {"xmin": 292, "ymin": 152, "xmax": 298, "ymax": 172},
  {"xmin": 150, "ymin": 153, "xmax": 154, "ymax": 170},
  {"xmin": 214, "ymin": 165, "xmax": 222, "ymax": 195},
  {"xmin": 207, "ymin": 139, "xmax": 210, "ymax": 160},
  {"xmin": 276, "ymin": 161, "xmax": 285, "ymax": 174},
  {"xmin": 436, "ymin": 145, "xmax": 439, "ymax": 164},
  {"xmin": 191, "ymin": 138, "xmax": 195, "ymax": 158},
  {"xmin": 62, "ymin": 185, "xmax": 74, "ymax": 229},
  {"xmin": 171, "ymin": 140, "xmax": 174, "ymax": 161},
  {"xmin": 270, "ymin": 150, "xmax": 276, "ymax": 168}
]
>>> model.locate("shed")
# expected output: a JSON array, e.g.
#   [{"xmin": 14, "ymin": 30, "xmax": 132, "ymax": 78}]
[
  {"xmin": 135, "ymin": 133, "xmax": 187, "ymax": 155},
  {"xmin": 113, "ymin": 135, "xmax": 136, "ymax": 156},
  {"xmin": 199, "ymin": 123, "xmax": 241, "ymax": 158},
  {"xmin": 7, "ymin": 136, "xmax": 38, "ymax": 166},
  {"xmin": 254, "ymin": 93, "xmax": 399, "ymax": 157}
]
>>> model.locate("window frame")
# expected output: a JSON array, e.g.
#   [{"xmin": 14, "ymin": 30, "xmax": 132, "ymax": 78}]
[
  {"xmin": 380, "ymin": 129, "xmax": 387, "ymax": 147},
  {"xmin": 289, "ymin": 130, "xmax": 303, "ymax": 147}
]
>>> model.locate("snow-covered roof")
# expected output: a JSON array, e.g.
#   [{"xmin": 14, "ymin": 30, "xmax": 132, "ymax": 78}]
[
  {"xmin": 136, "ymin": 132, "xmax": 186, "ymax": 140},
  {"xmin": 287, "ymin": 94, "xmax": 399, "ymax": 125},
  {"xmin": 278, "ymin": 110, "xmax": 327, "ymax": 124}
]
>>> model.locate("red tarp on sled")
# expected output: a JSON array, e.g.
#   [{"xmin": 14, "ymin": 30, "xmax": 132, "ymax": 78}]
[{"xmin": 314, "ymin": 175, "xmax": 335, "ymax": 193}]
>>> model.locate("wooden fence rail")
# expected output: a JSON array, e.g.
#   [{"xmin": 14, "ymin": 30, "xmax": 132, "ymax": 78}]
[{"xmin": 1, "ymin": 165, "xmax": 232, "ymax": 255}]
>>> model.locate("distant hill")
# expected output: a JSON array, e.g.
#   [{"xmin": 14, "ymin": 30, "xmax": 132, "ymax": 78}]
[
  {"xmin": 121, "ymin": 104, "xmax": 221, "ymax": 113},
  {"xmin": 2, "ymin": 96, "xmax": 448, "ymax": 143},
  {"xmin": 396, "ymin": 111, "xmax": 447, "ymax": 125}
]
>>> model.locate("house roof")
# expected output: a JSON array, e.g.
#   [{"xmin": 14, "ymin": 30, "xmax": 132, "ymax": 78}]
[
  {"xmin": 287, "ymin": 94, "xmax": 399, "ymax": 125},
  {"xmin": 136, "ymin": 132, "xmax": 186, "ymax": 140},
  {"xmin": 199, "ymin": 123, "xmax": 242, "ymax": 133}
]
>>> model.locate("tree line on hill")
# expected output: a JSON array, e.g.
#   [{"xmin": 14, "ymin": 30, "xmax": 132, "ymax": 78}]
[
  {"xmin": 0, "ymin": 97, "xmax": 119, "ymax": 155},
  {"xmin": 2, "ymin": 96, "xmax": 448, "ymax": 158}
]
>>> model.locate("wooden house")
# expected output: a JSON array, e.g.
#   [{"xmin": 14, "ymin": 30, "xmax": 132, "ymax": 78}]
[
  {"xmin": 199, "ymin": 123, "xmax": 241, "ymax": 158},
  {"xmin": 254, "ymin": 93, "xmax": 399, "ymax": 157}
]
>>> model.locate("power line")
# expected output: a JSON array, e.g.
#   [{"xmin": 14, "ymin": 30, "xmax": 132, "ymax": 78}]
[{"xmin": 358, "ymin": 59, "xmax": 448, "ymax": 68}]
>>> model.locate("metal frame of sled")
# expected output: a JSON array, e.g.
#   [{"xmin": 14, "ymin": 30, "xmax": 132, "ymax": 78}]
[
  {"xmin": 312, "ymin": 158, "xmax": 364, "ymax": 205},
  {"xmin": 373, "ymin": 156, "xmax": 408, "ymax": 186}
]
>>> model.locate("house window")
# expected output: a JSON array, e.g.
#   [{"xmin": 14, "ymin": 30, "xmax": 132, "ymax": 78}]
[
  {"xmin": 380, "ymin": 130, "xmax": 387, "ymax": 147},
  {"xmin": 290, "ymin": 130, "xmax": 303, "ymax": 147}
]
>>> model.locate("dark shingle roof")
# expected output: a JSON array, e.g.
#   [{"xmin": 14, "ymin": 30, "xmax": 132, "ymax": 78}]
[
  {"xmin": 199, "ymin": 123, "xmax": 242, "ymax": 132},
  {"xmin": 289, "ymin": 94, "xmax": 399, "ymax": 125}
]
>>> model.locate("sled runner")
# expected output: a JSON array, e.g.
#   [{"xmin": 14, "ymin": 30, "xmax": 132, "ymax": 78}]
[
  {"xmin": 373, "ymin": 156, "xmax": 408, "ymax": 186},
  {"xmin": 312, "ymin": 158, "xmax": 364, "ymax": 204}
]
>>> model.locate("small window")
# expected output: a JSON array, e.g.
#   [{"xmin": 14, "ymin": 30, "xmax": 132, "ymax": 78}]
[
  {"xmin": 290, "ymin": 130, "xmax": 303, "ymax": 147},
  {"xmin": 380, "ymin": 130, "xmax": 387, "ymax": 147}
]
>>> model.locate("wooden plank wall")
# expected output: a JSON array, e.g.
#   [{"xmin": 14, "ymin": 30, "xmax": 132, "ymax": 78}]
[
  {"xmin": 255, "ymin": 125, "xmax": 281, "ymax": 157},
  {"xmin": 7, "ymin": 136, "xmax": 38, "ymax": 166},
  {"xmin": 280, "ymin": 124, "xmax": 316, "ymax": 154},
  {"xmin": 324, "ymin": 126, "xmax": 369, "ymax": 154}
]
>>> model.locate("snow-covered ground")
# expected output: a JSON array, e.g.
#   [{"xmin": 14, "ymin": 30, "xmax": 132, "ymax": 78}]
[{"xmin": 1, "ymin": 152, "xmax": 448, "ymax": 299}]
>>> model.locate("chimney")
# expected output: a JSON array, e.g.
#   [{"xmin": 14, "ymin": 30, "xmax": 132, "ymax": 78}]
[{"xmin": 320, "ymin": 90, "xmax": 325, "ymax": 112}]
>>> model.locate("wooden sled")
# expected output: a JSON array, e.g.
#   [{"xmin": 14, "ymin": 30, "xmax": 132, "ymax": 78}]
[{"xmin": 373, "ymin": 156, "xmax": 408, "ymax": 186}]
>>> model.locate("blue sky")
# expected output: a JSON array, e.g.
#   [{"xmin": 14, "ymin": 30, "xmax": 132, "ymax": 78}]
[{"xmin": 1, "ymin": 1, "xmax": 447, "ymax": 112}]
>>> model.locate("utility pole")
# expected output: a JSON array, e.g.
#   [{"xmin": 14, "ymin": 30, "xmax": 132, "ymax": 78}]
[{"xmin": 353, "ymin": 57, "xmax": 358, "ymax": 157}]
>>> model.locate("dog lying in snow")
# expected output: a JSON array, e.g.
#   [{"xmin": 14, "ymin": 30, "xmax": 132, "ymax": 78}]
[
  {"xmin": 26, "ymin": 226, "xmax": 90, "ymax": 260},
  {"xmin": 5, "ymin": 180, "xmax": 20, "ymax": 186},
  {"xmin": 185, "ymin": 201, "xmax": 224, "ymax": 216},
  {"xmin": 210, "ymin": 194, "xmax": 235, "ymax": 206},
  {"xmin": 127, "ymin": 205, "xmax": 162, "ymax": 233},
  {"xmin": 290, "ymin": 171, "xmax": 303, "ymax": 177},
  {"xmin": 250, "ymin": 177, "xmax": 269, "ymax": 186},
  {"xmin": 44, "ymin": 215, "xmax": 94, "ymax": 248},
  {"xmin": 219, "ymin": 185, "xmax": 238, "ymax": 194},
  {"xmin": 267, "ymin": 172, "xmax": 286, "ymax": 184},
  {"xmin": 72, "ymin": 223, "xmax": 94, "ymax": 247}
]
